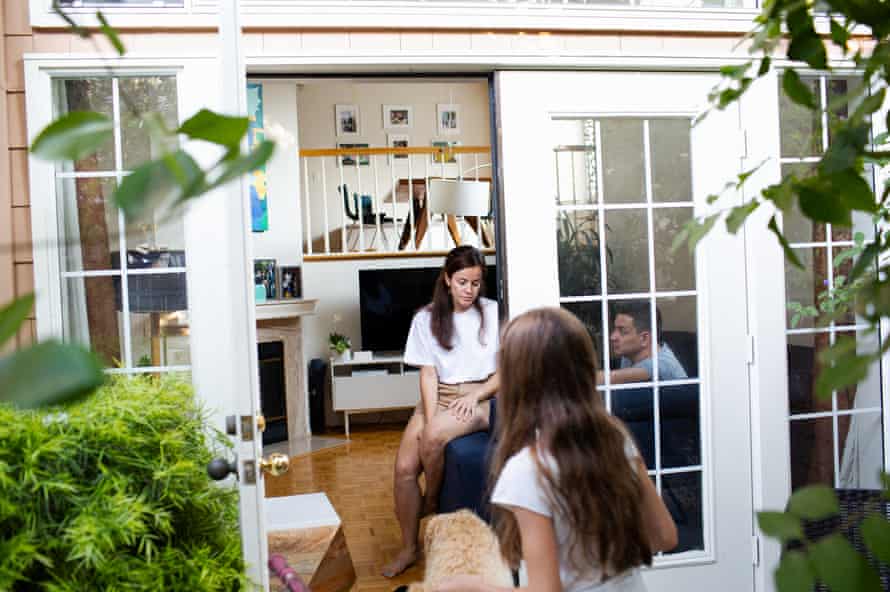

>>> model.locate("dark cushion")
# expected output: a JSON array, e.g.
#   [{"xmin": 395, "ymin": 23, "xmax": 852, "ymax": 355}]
[{"xmin": 438, "ymin": 398, "xmax": 497, "ymax": 520}]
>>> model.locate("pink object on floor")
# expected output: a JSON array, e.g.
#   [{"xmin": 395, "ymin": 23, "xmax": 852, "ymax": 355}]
[{"xmin": 268, "ymin": 553, "xmax": 310, "ymax": 592}]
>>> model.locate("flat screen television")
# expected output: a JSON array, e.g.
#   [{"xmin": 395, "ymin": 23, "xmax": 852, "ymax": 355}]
[{"xmin": 359, "ymin": 265, "xmax": 497, "ymax": 354}]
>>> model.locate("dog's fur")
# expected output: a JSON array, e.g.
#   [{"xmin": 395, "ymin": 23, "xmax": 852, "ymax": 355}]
[{"xmin": 395, "ymin": 509, "xmax": 514, "ymax": 592}]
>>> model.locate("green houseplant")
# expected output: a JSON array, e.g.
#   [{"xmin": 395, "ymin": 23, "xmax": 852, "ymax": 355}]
[
  {"xmin": 329, "ymin": 332, "xmax": 352, "ymax": 361},
  {"xmin": 0, "ymin": 374, "xmax": 247, "ymax": 590}
]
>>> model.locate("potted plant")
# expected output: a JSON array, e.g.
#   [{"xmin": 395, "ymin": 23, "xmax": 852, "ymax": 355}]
[{"xmin": 330, "ymin": 332, "xmax": 352, "ymax": 362}]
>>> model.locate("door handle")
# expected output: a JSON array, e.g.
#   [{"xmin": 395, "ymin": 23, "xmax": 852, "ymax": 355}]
[
  {"xmin": 207, "ymin": 456, "xmax": 238, "ymax": 480},
  {"xmin": 259, "ymin": 452, "xmax": 290, "ymax": 477}
]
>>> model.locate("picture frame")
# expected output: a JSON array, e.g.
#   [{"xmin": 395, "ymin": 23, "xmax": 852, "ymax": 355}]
[
  {"xmin": 383, "ymin": 105, "xmax": 413, "ymax": 129},
  {"xmin": 279, "ymin": 266, "xmax": 302, "ymax": 299},
  {"xmin": 387, "ymin": 134, "xmax": 410, "ymax": 164},
  {"xmin": 436, "ymin": 103, "xmax": 460, "ymax": 135},
  {"xmin": 431, "ymin": 140, "xmax": 461, "ymax": 164},
  {"xmin": 338, "ymin": 143, "xmax": 370, "ymax": 167},
  {"xmin": 335, "ymin": 104, "xmax": 359, "ymax": 137},
  {"xmin": 254, "ymin": 259, "xmax": 277, "ymax": 301}
]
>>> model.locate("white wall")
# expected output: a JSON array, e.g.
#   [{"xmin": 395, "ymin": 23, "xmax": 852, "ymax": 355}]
[
  {"xmin": 297, "ymin": 78, "xmax": 491, "ymax": 247},
  {"xmin": 251, "ymin": 80, "xmax": 303, "ymax": 268}
]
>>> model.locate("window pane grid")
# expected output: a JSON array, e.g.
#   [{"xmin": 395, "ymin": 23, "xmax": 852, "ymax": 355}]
[
  {"xmin": 54, "ymin": 74, "xmax": 189, "ymax": 374},
  {"xmin": 558, "ymin": 116, "xmax": 703, "ymax": 555},
  {"xmin": 780, "ymin": 73, "xmax": 884, "ymax": 490}
]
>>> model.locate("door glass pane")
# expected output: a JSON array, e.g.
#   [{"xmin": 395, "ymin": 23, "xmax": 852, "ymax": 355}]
[
  {"xmin": 57, "ymin": 177, "xmax": 120, "ymax": 272},
  {"xmin": 650, "ymin": 119, "xmax": 692, "ymax": 203},
  {"xmin": 557, "ymin": 210, "xmax": 603, "ymax": 297},
  {"xmin": 601, "ymin": 119, "xmax": 644, "ymax": 204},
  {"xmin": 63, "ymin": 276, "xmax": 124, "ymax": 368},
  {"xmin": 785, "ymin": 247, "xmax": 827, "ymax": 330},
  {"xmin": 58, "ymin": 79, "xmax": 115, "ymax": 172},
  {"xmin": 654, "ymin": 207, "xmax": 695, "ymax": 292},
  {"xmin": 608, "ymin": 299, "xmax": 653, "ymax": 385},
  {"xmin": 834, "ymin": 329, "xmax": 882, "ymax": 411},
  {"xmin": 123, "ymin": 273, "xmax": 190, "ymax": 368},
  {"xmin": 613, "ymin": 387, "xmax": 655, "ymax": 468},
  {"xmin": 661, "ymin": 384, "xmax": 701, "ymax": 468},
  {"xmin": 838, "ymin": 412, "xmax": 883, "ymax": 489},
  {"xmin": 659, "ymin": 296, "xmax": 698, "ymax": 380},
  {"xmin": 606, "ymin": 209, "xmax": 649, "ymax": 294},
  {"xmin": 560, "ymin": 301, "xmax": 606, "ymax": 371},
  {"xmin": 663, "ymin": 472, "xmax": 704, "ymax": 553},
  {"xmin": 779, "ymin": 76, "xmax": 822, "ymax": 158},
  {"xmin": 790, "ymin": 417, "xmax": 834, "ymax": 490},
  {"xmin": 780, "ymin": 163, "xmax": 819, "ymax": 244},
  {"xmin": 120, "ymin": 76, "xmax": 179, "ymax": 170}
]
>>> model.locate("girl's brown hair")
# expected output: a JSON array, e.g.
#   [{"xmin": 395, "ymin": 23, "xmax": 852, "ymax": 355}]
[
  {"xmin": 428, "ymin": 245, "xmax": 487, "ymax": 351},
  {"xmin": 491, "ymin": 307, "xmax": 652, "ymax": 580}
]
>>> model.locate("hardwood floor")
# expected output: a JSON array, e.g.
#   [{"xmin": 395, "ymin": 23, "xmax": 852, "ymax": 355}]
[{"xmin": 265, "ymin": 423, "xmax": 424, "ymax": 592}]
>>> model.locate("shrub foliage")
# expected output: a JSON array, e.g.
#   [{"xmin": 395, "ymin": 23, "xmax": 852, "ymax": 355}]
[{"xmin": 0, "ymin": 375, "xmax": 246, "ymax": 590}]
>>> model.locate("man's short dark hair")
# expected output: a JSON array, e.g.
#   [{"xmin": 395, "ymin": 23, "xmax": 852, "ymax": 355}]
[{"xmin": 611, "ymin": 301, "xmax": 663, "ymax": 345}]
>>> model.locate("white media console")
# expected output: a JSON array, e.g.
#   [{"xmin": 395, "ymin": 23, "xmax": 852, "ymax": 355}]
[{"xmin": 330, "ymin": 355, "xmax": 419, "ymax": 438}]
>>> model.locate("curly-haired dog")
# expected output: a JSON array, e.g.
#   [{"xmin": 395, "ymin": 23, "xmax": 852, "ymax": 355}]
[{"xmin": 395, "ymin": 509, "xmax": 513, "ymax": 592}]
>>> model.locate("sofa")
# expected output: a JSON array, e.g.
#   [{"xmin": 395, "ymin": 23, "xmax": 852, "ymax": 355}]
[{"xmin": 437, "ymin": 397, "xmax": 498, "ymax": 520}]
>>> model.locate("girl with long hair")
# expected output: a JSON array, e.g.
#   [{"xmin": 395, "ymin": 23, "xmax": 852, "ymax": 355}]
[
  {"xmin": 437, "ymin": 307, "xmax": 677, "ymax": 592},
  {"xmin": 382, "ymin": 246, "xmax": 501, "ymax": 578}
]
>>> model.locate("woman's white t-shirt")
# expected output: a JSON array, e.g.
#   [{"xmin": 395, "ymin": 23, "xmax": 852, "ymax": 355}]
[
  {"xmin": 403, "ymin": 297, "xmax": 499, "ymax": 384},
  {"xmin": 491, "ymin": 444, "xmax": 647, "ymax": 592}
]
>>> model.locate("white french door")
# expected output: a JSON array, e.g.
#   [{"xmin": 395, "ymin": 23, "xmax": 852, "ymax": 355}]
[{"xmin": 495, "ymin": 71, "xmax": 755, "ymax": 590}]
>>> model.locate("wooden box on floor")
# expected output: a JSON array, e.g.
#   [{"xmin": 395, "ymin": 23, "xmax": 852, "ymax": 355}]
[{"xmin": 266, "ymin": 493, "xmax": 356, "ymax": 592}]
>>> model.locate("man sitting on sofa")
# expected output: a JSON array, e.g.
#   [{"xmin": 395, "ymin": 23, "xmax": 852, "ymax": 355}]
[{"xmin": 608, "ymin": 302, "xmax": 688, "ymax": 382}]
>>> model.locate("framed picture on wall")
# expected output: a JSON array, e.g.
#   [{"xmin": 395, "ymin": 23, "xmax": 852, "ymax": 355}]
[
  {"xmin": 254, "ymin": 259, "xmax": 277, "ymax": 301},
  {"xmin": 335, "ymin": 104, "xmax": 359, "ymax": 137},
  {"xmin": 279, "ymin": 266, "xmax": 302, "ymax": 299},
  {"xmin": 383, "ymin": 105, "xmax": 413, "ymax": 129},
  {"xmin": 387, "ymin": 134, "xmax": 409, "ymax": 163},
  {"xmin": 339, "ymin": 143, "xmax": 370, "ymax": 166},
  {"xmin": 436, "ymin": 103, "xmax": 460, "ymax": 135},
  {"xmin": 431, "ymin": 140, "xmax": 460, "ymax": 164}
]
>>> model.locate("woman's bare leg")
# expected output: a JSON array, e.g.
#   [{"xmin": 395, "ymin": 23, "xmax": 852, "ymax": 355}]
[
  {"xmin": 419, "ymin": 405, "xmax": 489, "ymax": 516},
  {"xmin": 381, "ymin": 412, "xmax": 426, "ymax": 578}
]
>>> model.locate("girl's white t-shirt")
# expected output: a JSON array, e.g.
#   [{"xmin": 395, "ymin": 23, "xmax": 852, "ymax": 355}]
[
  {"xmin": 491, "ymin": 444, "xmax": 647, "ymax": 592},
  {"xmin": 403, "ymin": 297, "xmax": 499, "ymax": 384}
]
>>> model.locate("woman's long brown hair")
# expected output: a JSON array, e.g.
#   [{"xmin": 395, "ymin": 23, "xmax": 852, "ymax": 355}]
[
  {"xmin": 428, "ymin": 245, "xmax": 487, "ymax": 351},
  {"xmin": 491, "ymin": 307, "xmax": 652, "ymax": 580}
]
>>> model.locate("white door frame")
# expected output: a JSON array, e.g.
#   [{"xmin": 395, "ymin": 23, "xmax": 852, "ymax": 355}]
[{"xmin": 24, "ymin": 53, "xmax": 269, "ymax": 589}]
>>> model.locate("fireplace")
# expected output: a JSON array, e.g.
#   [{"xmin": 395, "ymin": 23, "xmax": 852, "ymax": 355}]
[{"xmin": 258, "ymin": 341, "xmax": 288, "ymax": 445}]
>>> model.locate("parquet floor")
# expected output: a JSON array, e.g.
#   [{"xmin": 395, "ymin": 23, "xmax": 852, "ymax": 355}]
[{"xmin": 265, "ymin": 423, "xmax": 424, "ymax": 592}]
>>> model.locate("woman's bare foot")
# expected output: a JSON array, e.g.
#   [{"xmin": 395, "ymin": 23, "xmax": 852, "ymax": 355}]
[{"xmin": 381, "ymin": 546, "xmax": 419, "ymax": 578}]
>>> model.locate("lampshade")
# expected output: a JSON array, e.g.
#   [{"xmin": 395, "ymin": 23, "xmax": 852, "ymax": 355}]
[{"xmin": 428, "ymin": 179, "xmax": 491, "ymax": 217}]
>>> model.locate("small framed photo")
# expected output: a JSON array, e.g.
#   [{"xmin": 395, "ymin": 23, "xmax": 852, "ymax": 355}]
[
  {"xmin": 436, "ymin": 103, "xmax": 460, "ymax": 135},
  {"xmin": 254, "ymin": 259, "xmax": 277, "ymax": 300},
  {"xmin": 383, "ymin": 105, "xmax": 413, "ymax": 129},
  {"xmin": 339, "ymin": 143, "xmax": 370, "ymax": 167},
  {"xmin": 387, "ymin": 134, "xmax": 410, "ymax": 163},
  {"xmin": 335, "ymin": 104, "xmax": 359, "ymax": 137},
  {"xmin": 431, "ymin": 140, "xmax": 460, "ymax": 164},
  {"xmin": 279, "ymin": 266, "xmax": 302, "ymax": 299}
]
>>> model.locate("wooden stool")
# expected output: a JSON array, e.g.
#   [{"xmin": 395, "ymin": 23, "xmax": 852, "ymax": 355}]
[{"xmin": 267, "ymin": 493, "xmax": 356, "ymax": 592}]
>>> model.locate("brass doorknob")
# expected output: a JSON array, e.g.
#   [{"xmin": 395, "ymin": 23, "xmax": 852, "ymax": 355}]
[
  {"xmin": 259, "ymin": 452, "xmax": 289, "ymax": 477},
  {"xmin": 256, "ymin": 415, "xmax": 266, "ymax": 433}
]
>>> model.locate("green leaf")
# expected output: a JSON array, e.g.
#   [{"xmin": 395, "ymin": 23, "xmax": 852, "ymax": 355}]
[
  {"xmin": 726, "ymin": 201, "xmax": 760, "ymax": 234},
  {"xmin": 206, "ymin": 140, "xmax": 275, "ymax": 192},
  {"xmin": 758, "ymin": 511, "xmax": 804, "ymax": 542},
  {"xmin": 848, "ymin": 241, "xmax": 879, "ymax": 282},
  {"xmin": 0, "ymin": 294, "xmax": 35, "ymax": 348},
  {"xmin": 768, "ymin": 215, "xmax": 803, "ymax": 268},
  {"xmin": 787, "ymin": 33, "xmax": 828, "ymax": 70},
  {"xmin": 178, "ymin": 109, "xmax": 249, "ymax": 150},
  {"xmin": 854, "ymin": 88, "xmax": 886, "ymax": 120},
  {"xmin": 758, "ymin": 56, "xmax": 772, "ymax": 76},
  {"xmin": 797, "ymin": 178, "xmax": 853, "ymax": 225},
  {"xmin": 782, "ymin": 69, "xmax": 818, "ymax": 109},
  {"xmin": 0, "ymin": 341, "xmax": 105, "ymax": 408},
  {"xmin": 775, "ymin": 551, "xmax": 816, "ymax": 592},
  {"xmin": 96, "ymin": 11, "xmax": 125, "ymax": 56},
  {"xmin": 810, "ymin": 534, "xmax": 882, "ymax": 592},
  {"xmin": 830, "ymin": 18, "xmax": 850, "ymax": 49},
  {"xmin": 862, "ymin": 515, "xmax": 890, "ymax": 564},
  {"xmin": 763, "ymin": 179, "xmax": 795, "ymax": 212},
  {"xmin": 30, "ymin": 111, "xmax": 113, "ymax": 162},
  {"xmin": 787, "ymin": 485, "xmax": 839, "ymax": 520},
  {"xmin": 720, "ymin": 62, "xmax": 752, "ymax": 80},
  {"xmin": 113, "ymin": 150, "xmax": 204, "ymax": 221},
  {"xmin": 815, "ymin": 345, "xmax": 874, "ymax": 397}
]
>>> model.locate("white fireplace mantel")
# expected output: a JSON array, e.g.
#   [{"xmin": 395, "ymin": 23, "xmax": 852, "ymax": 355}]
[{"xmin": 255, "ymin": 299, "xmax": 318, "ymax": 321}]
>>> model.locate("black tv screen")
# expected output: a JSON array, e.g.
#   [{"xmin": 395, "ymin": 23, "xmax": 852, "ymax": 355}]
[{"xmin": 359, "ymin": 265, "xmax": 497, "ymax": 354}]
